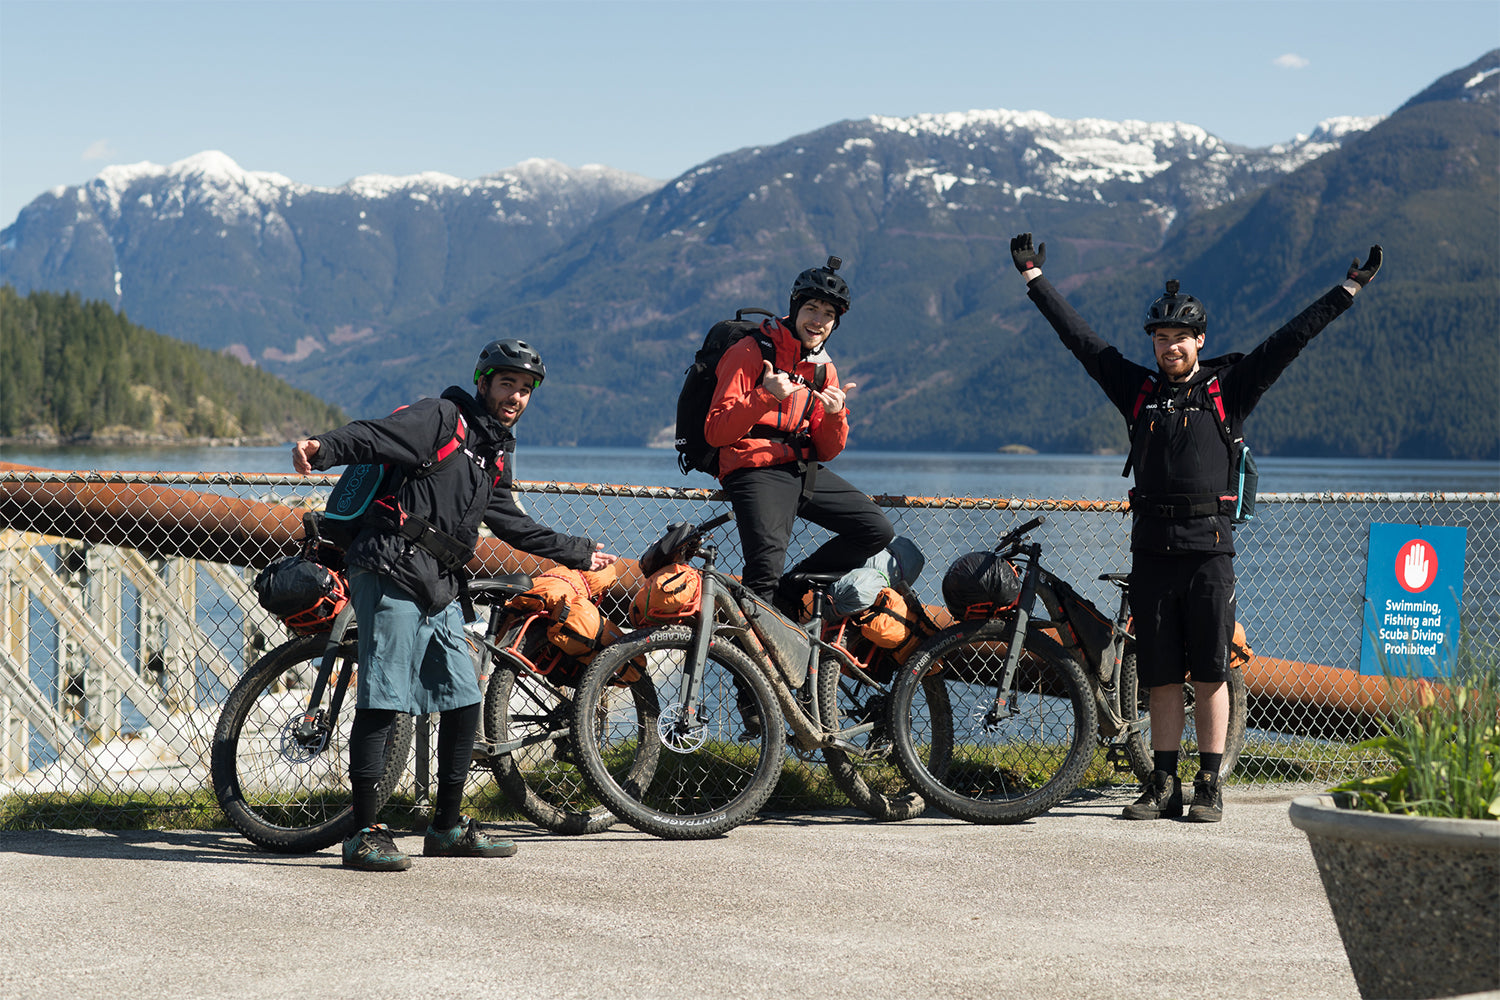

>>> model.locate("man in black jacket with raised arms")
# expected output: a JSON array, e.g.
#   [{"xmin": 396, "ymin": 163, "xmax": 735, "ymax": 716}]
[
  {"xmin": 1009, "ymin": 233, "xmax": 1381, "ymax": 822},
  {"xmin": 293, "ymin": 338, "xmax": 615, "ymax": 870}
]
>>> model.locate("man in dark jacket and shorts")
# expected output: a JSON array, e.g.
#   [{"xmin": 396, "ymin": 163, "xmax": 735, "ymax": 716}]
[
  {"xmin": 293, "ymin": 339, "xmax": 615, "ymax": 869},
  {"xmin": 1009, "ymin": 233, "xmax": 1381, "ymax": 821}
]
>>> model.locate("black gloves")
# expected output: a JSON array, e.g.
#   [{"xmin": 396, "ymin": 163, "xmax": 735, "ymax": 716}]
[
  {"xmin": 1346, "ymin": 245, "xmax": 1383, "ymax": 287},
  {"xmin": 1010, "ymin": 233, "xmax": 1045, "ymax": 274}
]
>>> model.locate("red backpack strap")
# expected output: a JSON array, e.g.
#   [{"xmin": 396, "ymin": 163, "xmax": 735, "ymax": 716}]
[
  {"xmin": 1129, "ymin": 374, "xmax": 1156, "ymax": 423},
  {"xmin": 433, "ymin": 414, "xmax": 467, "ymax": 463},
  {"xmin": 1203, "ymin": 376, "xmax": 1235, "ymax": 446},
  {"xmin": 1205, "ymin": 376, "xmax": 1226, "ymax": 423}
]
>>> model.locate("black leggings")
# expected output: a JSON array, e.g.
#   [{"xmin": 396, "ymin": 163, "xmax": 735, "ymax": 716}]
[
  {"xmin": 349, "ymin": 702, "xmax": 481, "ymax": 830},
  {"xmin": 721, "ymin": 463, "xmax": 894, "ymax": 602}
]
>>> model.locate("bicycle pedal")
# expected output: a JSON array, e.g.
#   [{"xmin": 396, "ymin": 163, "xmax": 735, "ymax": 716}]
[{"xmin": 1105, "ymin": 747, "xmax": 1134, "ymax": 773}]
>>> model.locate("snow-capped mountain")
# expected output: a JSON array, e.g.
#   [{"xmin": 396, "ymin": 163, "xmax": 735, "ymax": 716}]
[
  {"xmin": 3, "ymin": 46, "xmax": 1495, "ymax": 462},
  {"xmin": 0, "ymin": 152, "xmax": 663, "ymax": 359}
]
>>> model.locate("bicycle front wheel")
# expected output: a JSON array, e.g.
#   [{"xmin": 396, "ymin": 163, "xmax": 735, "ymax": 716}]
[
  {"xmin": 818, "ymin": 656, "xmax": 948, "ymax": 821},
  {"xmin": 572, "ymin": 626, "xmax": 786, "ymax": 840},
  {"xmin": 212, "ymin": 634, "xmax": 414, "ymax": 853},
  {"xmin": 890, "ymin": 620, "xmax": 1096, "ymax": 825},
  {"xmin": 484, "ymin": 640, "xmax": 658, "ymax": 835},
  {"xmin": 1121, "ymin": 651, "xmax": 1247, "ymax": 780}
]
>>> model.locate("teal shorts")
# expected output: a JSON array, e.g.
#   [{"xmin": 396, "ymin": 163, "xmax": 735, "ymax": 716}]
[{"xmin": 349, "ymin": 568, "xmax": 481, "ymax": 714}]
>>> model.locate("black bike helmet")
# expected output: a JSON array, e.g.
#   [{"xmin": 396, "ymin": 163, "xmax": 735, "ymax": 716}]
[
  {"xmin": 789, "ymin": 255, "xmax": 851, "ymax": 327},
  {"xmin": 474, "ymin": 338, "xmax": 546, "ymax": 386},
  {"xmin": 1143, "ymin": 279, "xmax": 1207, "ymax": 334}
]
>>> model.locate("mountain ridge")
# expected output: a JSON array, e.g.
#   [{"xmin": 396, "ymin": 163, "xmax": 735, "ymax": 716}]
[{"xmin": 2, "ymin": 49, "xmax": 1495, "ymax": 460}]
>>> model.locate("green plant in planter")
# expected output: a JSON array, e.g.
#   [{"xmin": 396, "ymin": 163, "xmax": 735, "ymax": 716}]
[{"xmin": 1331, "ymin": 633, "xmax": 1500, "ymax": 821}]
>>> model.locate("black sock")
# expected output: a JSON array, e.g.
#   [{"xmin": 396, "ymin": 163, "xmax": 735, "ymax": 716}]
[
  {"xmin": 349, "ymin": 708, "xmax": 399, "ymax": 828},
  {"xmin": 432, "ymin": 703, "xmax": 481, "ymax": 830},
  {"xmin": 1153, "ymin": 750, "xmax": 1180, "ymax": 778},
  {"xmin": 1198, "ymin": 752, "xmax": 1223, "ymax": 778}
]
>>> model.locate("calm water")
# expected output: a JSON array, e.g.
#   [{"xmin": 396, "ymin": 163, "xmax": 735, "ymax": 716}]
[
  {"xmin": 6, "ymin": 442, "xmax": 1497, "ymax": 760},
  {"xmin": 4, "ymin": 443, "xmax": 1497, "ymax": 496}
]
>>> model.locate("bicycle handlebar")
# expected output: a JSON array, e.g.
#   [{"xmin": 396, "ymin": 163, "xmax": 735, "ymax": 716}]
[
  {"xmin": 993, "ymin": 516, "xmax": 1045, "ymax": 553},
  {"xmin": 694, "ymin": 512, "xmax": 735, "ymax": 536}
]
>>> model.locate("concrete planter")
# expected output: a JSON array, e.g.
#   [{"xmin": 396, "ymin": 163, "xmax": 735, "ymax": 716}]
[{"xmin": 1289, "ymin": 793, "xmax": 1500, "ymax": 1000}]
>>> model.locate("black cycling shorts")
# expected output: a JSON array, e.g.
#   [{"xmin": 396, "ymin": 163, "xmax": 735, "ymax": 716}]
[{"xmin": 1129, "ymin": 552, "xmax": 1237, "ymax": 688}]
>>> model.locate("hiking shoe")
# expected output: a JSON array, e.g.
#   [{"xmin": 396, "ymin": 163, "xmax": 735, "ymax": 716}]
[
  {"xmin": 1122, "ymin": 770, "xmax": 1183, "ymax": 820},
  {"xmin": 342, "ymin": 823, "xmax": 411, "ymax": 872},
  {"xmin": 423, "ymin": 815, "xmax": 518, "ymax": 858},
  {"xmin": 1188, "ymin": 769, "xmax": 1224, "ymax": 823}
]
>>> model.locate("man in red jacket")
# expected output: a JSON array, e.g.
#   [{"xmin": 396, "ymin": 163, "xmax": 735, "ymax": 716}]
[{"xmin": 705, "ymin": 258, "xmax": 894, "ymax": 617}]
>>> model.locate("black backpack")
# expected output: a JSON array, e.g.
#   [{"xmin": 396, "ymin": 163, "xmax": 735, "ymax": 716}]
[
  {"xmin": 674, "ymin": 308, "xmax": 778, "ymax": 476},
  {"xmin": 318, "ymin": 409, "xmax": 479, "ymax": 573}
]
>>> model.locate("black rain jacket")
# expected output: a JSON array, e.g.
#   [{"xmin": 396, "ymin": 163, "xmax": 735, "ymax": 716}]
[
  {"xmin": 1026, "ymin": 276, "xmax": 1354, "ymax": 556},
  {"xmin": 309, "ymin": 386, "xmax": 596, "ymax": 612}
]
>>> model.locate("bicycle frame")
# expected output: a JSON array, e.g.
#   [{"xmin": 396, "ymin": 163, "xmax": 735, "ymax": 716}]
[
  {"xmin": 973, "ymin": 518, "xmax": 1146, "ymax": 759},
  {"xmin": 674, "ymin": 538, "xmax": 888, "ymax": 756},
  {"xmin": 287, "ymin": 575, "xmax": 552, "ymax": 760}
]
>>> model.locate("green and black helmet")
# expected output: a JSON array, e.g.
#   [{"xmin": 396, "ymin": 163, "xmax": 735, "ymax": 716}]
[{"xmin": 474, "ymin": 338, "xmax": 546, "ymax": 387}]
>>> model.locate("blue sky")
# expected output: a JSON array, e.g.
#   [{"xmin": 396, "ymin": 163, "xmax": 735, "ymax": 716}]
[{"xmin": 1, "ymin": 0, "xmax": 1496, "ymax": 226}]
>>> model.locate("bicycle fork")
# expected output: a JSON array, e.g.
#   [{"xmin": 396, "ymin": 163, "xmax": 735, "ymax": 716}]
[
  {"xmin": 291, "ymin": 602, "xmax": 357, "ymax": 755},
  {"xmin": 983, "ymin": 541, "xmax": 1042, "ymax": 731}
]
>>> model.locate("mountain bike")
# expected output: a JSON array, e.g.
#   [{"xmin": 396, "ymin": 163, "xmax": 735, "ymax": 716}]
[
  {"xmin": 888, "ymin": 516, "xmax": 1246, "ymax": 825},
  {"xmin": 569, "ymin": 513, "xmax": 946, "ymax": 839},
  {"xmin": 213, "ymin": 569, "xmax": 659, "ymax": 852}
]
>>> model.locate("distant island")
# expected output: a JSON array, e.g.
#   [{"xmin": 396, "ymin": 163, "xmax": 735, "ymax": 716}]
[{"xmin": 0, "ymin": 285, "xmax": 346, "ymax": 445}]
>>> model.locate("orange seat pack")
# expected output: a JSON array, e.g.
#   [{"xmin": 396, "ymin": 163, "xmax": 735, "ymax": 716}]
[{"xmin": 630, "ymin": 563, "xmax": 702, "ymax": 626}]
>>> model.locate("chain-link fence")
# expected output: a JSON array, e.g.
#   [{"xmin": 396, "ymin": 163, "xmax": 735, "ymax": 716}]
[{"xmin": 1, "ymin": 469, "xmax": 1496, "ymax": 831}]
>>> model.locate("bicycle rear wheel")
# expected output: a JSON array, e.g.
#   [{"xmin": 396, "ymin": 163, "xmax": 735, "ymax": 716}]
[
  {"xmin": 890, "ymin": 620, "xmax": 1096, "ymax": 825},
  {"xmin": 484, "ymin": 637, "xmax": 658, "ymax": 835},
  {"xmin": 817, "ymin": 655, "xmax": 948, "ymax": 821},
  {"xmin": 1121, "ymin": 651, "xmax": 1247, "ymax": 780},
  {"xmin": 212, "ymin": 634, "xmax": 413, "ymax": 853},
  {"xmin": 572, "ymin": 626, "xmax": 785, "ymax": 840}
]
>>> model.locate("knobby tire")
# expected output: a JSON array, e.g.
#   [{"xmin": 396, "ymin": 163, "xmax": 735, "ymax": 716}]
[
  {"xmin": 571, "ymin": 626, "xmax": 785, "ymax": 840},
  {"xmin": 817, "ymin": 655, "xmax": 949, "ymax": 821},
  {"xmin": 890, "ymin": 620, "xmax": 1096, "ymax": 825},
  {"xmin": 212, "ymin": 634, "xmax": 413, "ymax": 854},
  {"xmin": 483, "ymin": 642, "xmax": 659, "ymax": 835}
]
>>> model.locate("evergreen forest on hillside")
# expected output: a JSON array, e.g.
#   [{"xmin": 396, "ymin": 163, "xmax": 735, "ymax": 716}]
[{"xmin": 0, "ymin": 286, "xmax": 346, "ymax": 442}]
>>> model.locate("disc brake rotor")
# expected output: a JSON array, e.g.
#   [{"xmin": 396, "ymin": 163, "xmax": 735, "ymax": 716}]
[
  {"xmin": 657, "ymin": 702, "xmax": 708, "ymax": 753},
  {"xmin": 278, "ymin": 712, "xmax": 331, "ymax": 763}
]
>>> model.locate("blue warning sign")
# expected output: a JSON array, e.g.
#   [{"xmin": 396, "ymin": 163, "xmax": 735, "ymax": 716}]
[{"xmin": 1360, "ymin": 523, "xmax": 1467, "ymax": 678}]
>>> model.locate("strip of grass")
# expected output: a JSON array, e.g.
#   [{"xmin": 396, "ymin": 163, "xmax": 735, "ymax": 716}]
[{"xmin": 2, "ymin": 739, "xmax": 1378, "ymax": 831}]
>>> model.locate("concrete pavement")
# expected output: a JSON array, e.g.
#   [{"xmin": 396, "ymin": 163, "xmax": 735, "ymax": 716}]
[{"xmin": 1, "ymin": 783, "xmax": 1362, "ymax": 1000}]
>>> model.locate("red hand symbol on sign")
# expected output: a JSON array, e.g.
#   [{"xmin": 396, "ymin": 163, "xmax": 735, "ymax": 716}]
[{"xmin": 1397, "ymin": 540, "xmax": 1436, "ymax": 593}]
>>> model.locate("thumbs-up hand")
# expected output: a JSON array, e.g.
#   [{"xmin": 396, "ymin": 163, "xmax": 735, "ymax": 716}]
[
  {"xmin": 817, "ymin": 381, "xmax": 855, "ymax": 414},
  {"xmin": 761, "ymin": 359, "xmax": 797, "ymax": 400}
]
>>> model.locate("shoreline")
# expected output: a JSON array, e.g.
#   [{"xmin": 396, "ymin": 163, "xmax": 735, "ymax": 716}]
[{"xmin": 0, "ymin": 434, "xmax": 289, "ymax": 448}]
